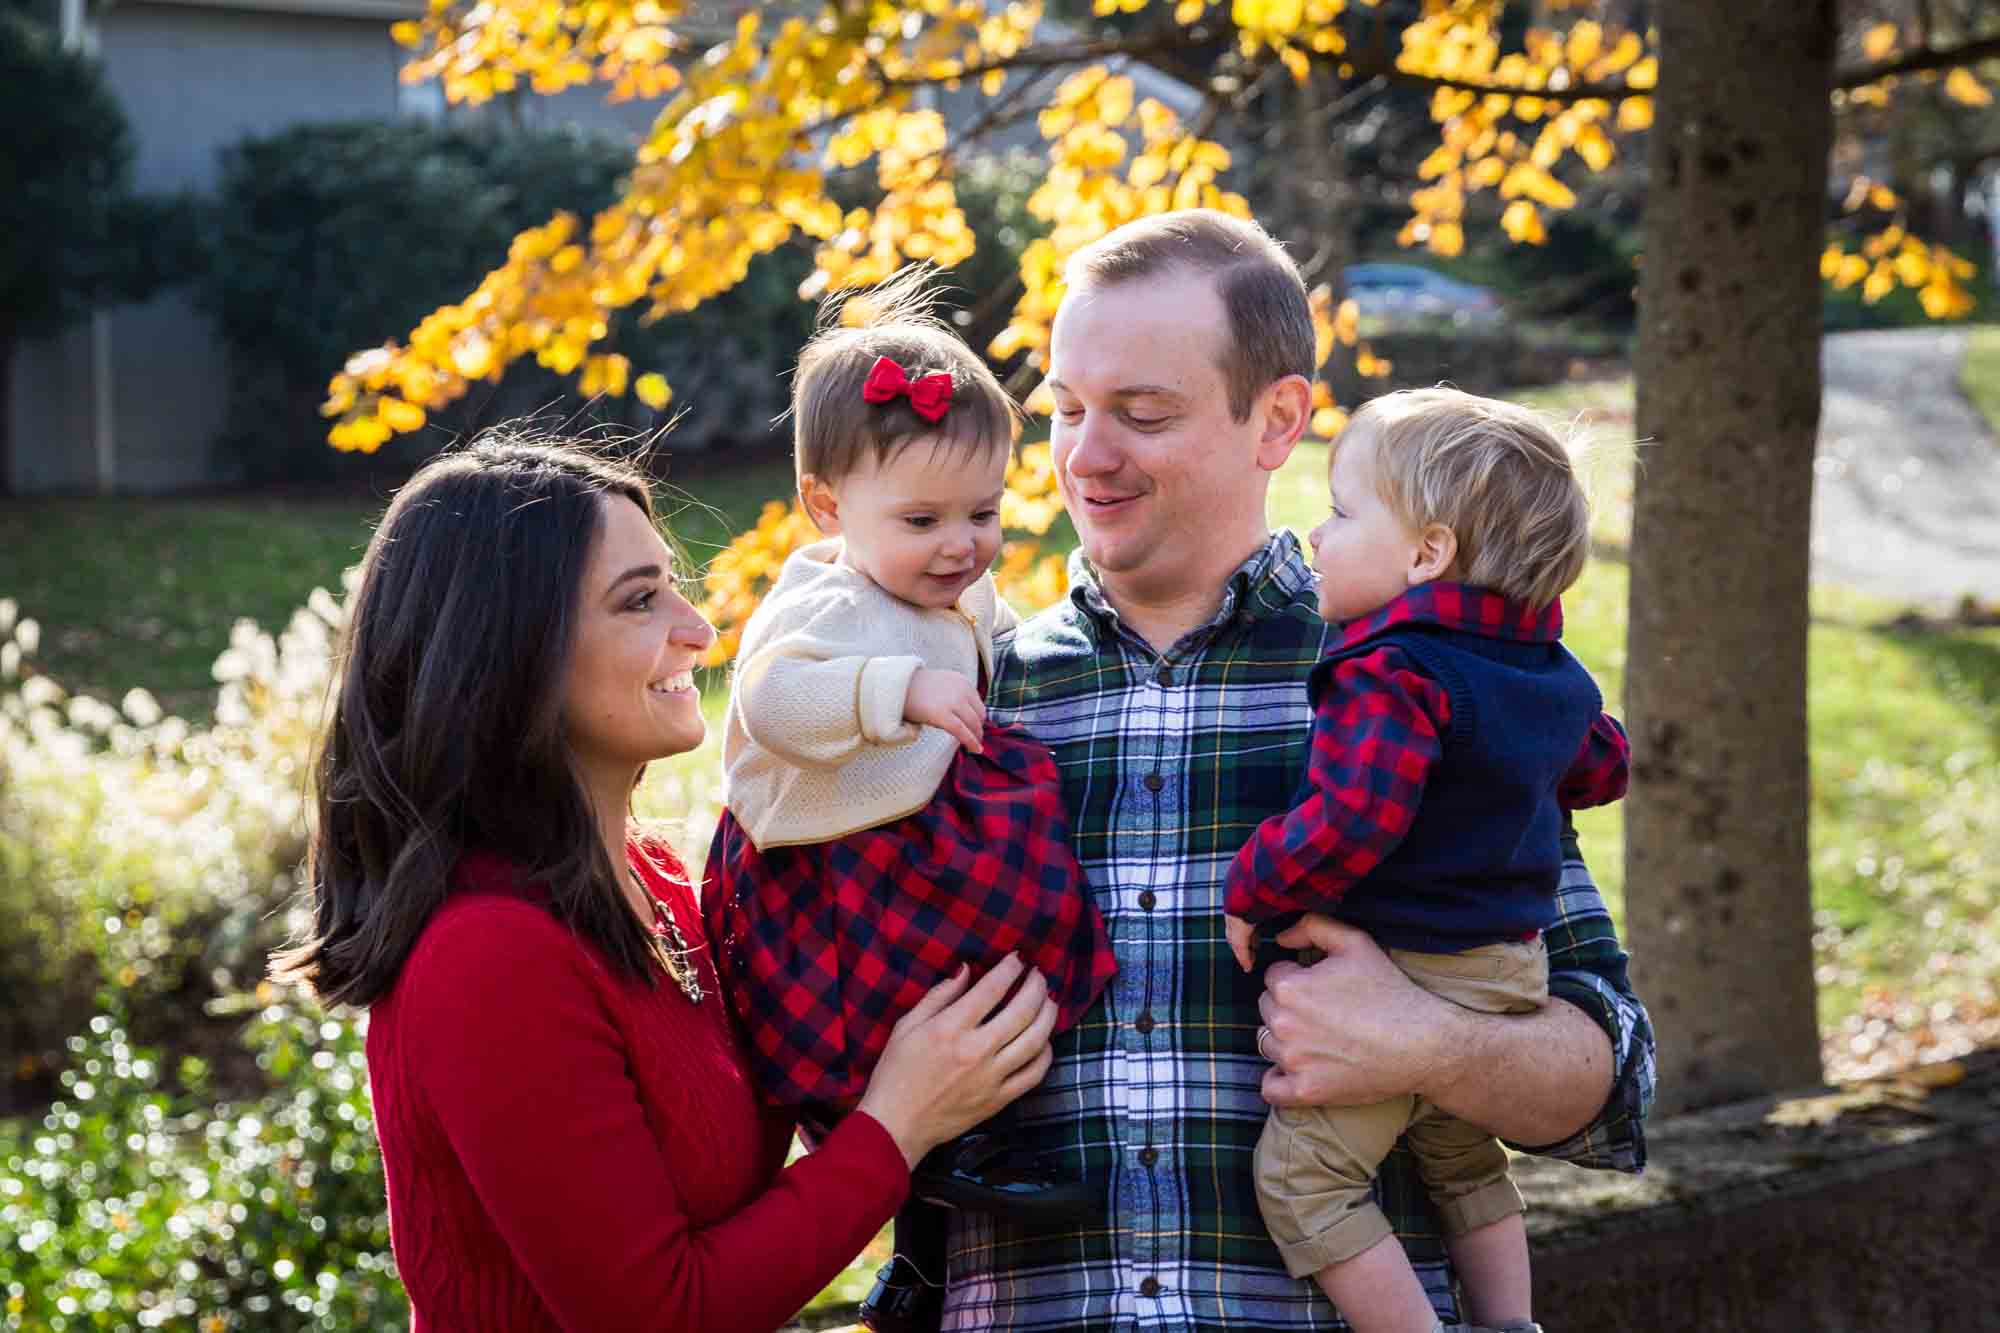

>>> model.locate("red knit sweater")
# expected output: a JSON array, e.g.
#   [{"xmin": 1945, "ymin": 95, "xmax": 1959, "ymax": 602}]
[{"xmin": 365, "ymin": 841, "xmax": 910, "ymax": 1332}]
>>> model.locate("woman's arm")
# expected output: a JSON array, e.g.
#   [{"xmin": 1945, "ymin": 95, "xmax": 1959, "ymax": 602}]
[
  {"xmin": 405, "ymin": 905, "xmax": 906, "ymax": 1332},
  {"xmin": 403, "ymin": 908, "xmax": 1060, "ymax": 1331}
]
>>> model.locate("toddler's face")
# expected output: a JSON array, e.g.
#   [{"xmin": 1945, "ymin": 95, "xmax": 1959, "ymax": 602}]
[
  {"xmin": 1308, "ymin": 430, "xmax": 1426, "ymax": 624},
  {"xmin": 824, "ymin": 436, "xmax": 1008, "ymax": 610}
]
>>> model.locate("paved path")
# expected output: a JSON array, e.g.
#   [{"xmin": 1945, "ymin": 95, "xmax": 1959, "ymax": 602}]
[{"xmin": 1813, "ymin": 328, "xmax": 2000, "ymax": 606}]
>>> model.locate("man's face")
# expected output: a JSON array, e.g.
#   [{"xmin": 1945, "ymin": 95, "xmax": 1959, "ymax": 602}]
[{"xmin": 1046, "ymin": 271, "xmax": 1278, "ymax": 602}]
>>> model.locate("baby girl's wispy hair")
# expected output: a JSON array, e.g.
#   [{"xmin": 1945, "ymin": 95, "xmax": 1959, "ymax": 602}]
[{"xmin": 791, "ymin": 268, "xmax": 1020, "ymax": 491}]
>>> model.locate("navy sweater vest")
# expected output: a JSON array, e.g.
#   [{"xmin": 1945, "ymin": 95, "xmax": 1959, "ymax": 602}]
[{"xmin": 1322, "ymin": 624, "xmax": 1602, "ymax": 954}]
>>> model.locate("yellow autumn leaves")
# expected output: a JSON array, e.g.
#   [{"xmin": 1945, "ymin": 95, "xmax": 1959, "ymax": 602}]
[
  {"xmin": 330, "ymin": 7, "xmax": 992, "ymax": 452},
  {"xmin": 693, "ymin": 443, "xmax": 1070, "ymax": 666},
  {"xmin": 326, "ymin": 0, "xmax": 1993, "ymax": 457},
  {"xmin": 988, "ymin": 67, "xmax": 1247, "ymax": 374},
  {"xmin": 390, "ymin": 0, "xmax": 688, "ymax": 106},
  {"xmin": 1395, "ymin": 12, "xmax": 1654, "ymax": 258},
  {"xmin": 1818, "ymin": 176, "xmax": 1981, "ymax": 320}
]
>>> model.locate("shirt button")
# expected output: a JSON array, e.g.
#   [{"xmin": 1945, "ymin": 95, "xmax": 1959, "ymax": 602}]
[
  {"xmin": 1155, "ymin": 664, "xmax": 1174, "ymax": 685},
  {"xmin": 1144, "ymin": 772, "xmax": 1164, "ymax": 793},
  {"xmin": 1140, "ymin": 1277, "xmax": 1162, "ymax": 1298},
  {"xmin": 1138, "ymin": 1146, "xmax": 1158, "ymax": 1167},
  {"xmin": 1134, "ymin": 1011, "xmax": 1156, "ymax": 1034},
  {"xmin": 1137, "ymin": 890, "xmax": 1157, "ymax": 910}
]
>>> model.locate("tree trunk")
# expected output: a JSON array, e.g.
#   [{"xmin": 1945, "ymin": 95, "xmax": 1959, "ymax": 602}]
[
  {"xmin": 0, "ymin": 325, "xmax": 14, "ymax": 499},
  {"xmin": 1625, "ymin": 0, "xmax": 1835, "ymax": 1113}
]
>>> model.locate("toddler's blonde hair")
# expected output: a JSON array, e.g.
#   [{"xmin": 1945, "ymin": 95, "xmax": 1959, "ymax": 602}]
[{"xmin": 1341, "ymin": 386, "xmax": 1590, "ymax": 610}]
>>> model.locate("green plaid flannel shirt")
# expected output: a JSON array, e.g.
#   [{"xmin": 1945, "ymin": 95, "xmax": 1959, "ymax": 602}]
[{"xmin": 943, "ymin": 531, "xmax": 1653, "ymax": 1331}]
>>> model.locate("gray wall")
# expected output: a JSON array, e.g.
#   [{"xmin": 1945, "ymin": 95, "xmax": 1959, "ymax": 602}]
[
  {"xmin": 7, "ymin": 0, "xmax": 658, "ymax": 494},
  {"xmin": 11, "ymin": 3, "xmax": 408, "ymax": 493}
]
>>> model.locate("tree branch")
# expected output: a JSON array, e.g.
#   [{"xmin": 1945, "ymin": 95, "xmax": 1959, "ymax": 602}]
[
  {"xmin": 1308, "ymin": 73, "xmax": 1388, "ymax": 128},
  {"xmin": 880, "ymin": 31, "xmax": 1204, "ymax": 91},
  {"xmin": 1338, "ymin": 49, "xmax": 1641, "ymax": 103},
  {"xmin": 1833, "ymin": 31, "xmax": 2000, "ymax": 87}
]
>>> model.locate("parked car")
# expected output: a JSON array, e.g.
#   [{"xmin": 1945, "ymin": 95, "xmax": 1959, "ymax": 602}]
[{"xmin": 1344, "ymin": 263, "xmax": 1504, "ymax": 327}]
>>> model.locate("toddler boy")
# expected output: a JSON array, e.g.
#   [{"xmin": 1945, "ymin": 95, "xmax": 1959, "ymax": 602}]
[{"xmin": 1224, "ymin": 387, "xmax": 1629, "ymax": 1333}]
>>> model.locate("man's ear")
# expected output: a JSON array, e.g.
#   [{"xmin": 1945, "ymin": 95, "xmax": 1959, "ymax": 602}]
[
  {"xmin": 1409, "ymin": 523, "xmax": 1458, "ymax": 586},
  {"xmin": 1254, "ymin": 374, "xmax": 1313, "ymax": 472},
  {"xmin": 798, "ymin": 474, "xmax": 840, "ymax": 535}
]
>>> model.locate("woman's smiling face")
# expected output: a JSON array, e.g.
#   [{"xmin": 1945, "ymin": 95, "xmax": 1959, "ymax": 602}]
[{"xmin": 560, "ymin": 495, "xmax": 716, "ymax": 779}]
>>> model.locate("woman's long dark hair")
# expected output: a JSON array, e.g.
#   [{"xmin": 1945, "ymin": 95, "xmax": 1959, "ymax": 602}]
[{"xmin": 272, "ymin": 433, "xmax": 673, "ymax": 1007}]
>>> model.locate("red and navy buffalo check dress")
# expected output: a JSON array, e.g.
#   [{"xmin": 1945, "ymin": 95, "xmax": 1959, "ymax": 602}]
[{"xmin": 704, "ymin": 721, "xmax": 1116, "ymax": 1108}]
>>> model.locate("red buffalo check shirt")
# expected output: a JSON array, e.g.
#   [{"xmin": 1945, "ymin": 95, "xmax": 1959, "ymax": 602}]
[{"xmin": 1224, "ymin": 583, "xmax": 1629, "ymax": 926}]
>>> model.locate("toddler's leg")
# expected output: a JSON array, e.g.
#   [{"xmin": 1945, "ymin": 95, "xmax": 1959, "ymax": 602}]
[
  {"xmin": 1387, "ymin": 942, "xmax": 1546, "ymax": 1331},
  {"xmin": 1255, "ymin": 1102, "xmax": 1441, "ymax": 1333},
  {"xmin": 1311, "ymin": 1235, "xmax": 1443, "ymax": 1333},
  {"xmin": 1403, "ymin": 1109, "xmax": 1530, "ymax": 1330},
  {"xmin": 1443, "ymin": 1211, "xmax": 1530, "ymax": 1330}
]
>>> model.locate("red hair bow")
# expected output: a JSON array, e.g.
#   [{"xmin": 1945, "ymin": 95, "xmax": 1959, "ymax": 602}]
[{"xmin": 861, "ymin": 355, "xmax": 954, "ymax": 423}]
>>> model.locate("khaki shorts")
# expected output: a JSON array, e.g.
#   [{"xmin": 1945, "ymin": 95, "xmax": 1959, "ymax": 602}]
[{"xmin": 1253, "ymin": 936, "xmax": 1549, "ymax": 1278}]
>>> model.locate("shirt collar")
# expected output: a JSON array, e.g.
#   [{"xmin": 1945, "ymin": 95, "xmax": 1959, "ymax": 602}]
[
  {"xmin": 1335, "ymin": 581, "xmax": 1564, "ymax": 651},
  {"xmin": 1066, "ymin": 530, "xmax": 1312, "ymax": 643}
]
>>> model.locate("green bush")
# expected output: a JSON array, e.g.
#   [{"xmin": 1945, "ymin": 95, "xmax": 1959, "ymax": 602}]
[
  {"xmin": 0, "ymin": 583, "xmax": 404, "ymax": 1329},
  {"xmin": 0, "ymin": 591, "xmax": 340, "ymax": 1104},
  {"xmin": 0, "ymin": 996, "xmax": 403, "ymax": 1332},
  {"xmin": 195, "ymin": 121, "xmax": 659, "ymax": 480},
  {"xmin": 193, "ymin": 126, "xmax": 1047, "ymax": 483},
  {"xmin": 0, "ymin": 11, "xmax": 192, "ymax": 342}
]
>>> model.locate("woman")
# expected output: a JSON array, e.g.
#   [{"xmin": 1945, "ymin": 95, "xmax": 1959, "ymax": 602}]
[{"xmin": 272, "ymin": 434, "xmax": 1057, "ymax": 1332}]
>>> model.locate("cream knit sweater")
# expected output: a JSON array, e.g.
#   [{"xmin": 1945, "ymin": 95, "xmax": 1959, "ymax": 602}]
[{"xmin": 720, "ymin": 538, "xmax": 1020, "ymax": 850}]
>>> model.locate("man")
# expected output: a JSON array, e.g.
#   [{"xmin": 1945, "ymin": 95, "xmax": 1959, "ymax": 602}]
[{"xmin": 883, "ymin": 209, "xmax": 1653, "ymax": 1332}]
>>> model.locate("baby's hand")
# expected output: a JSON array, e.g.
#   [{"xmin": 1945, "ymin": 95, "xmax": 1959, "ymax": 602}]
[
  {"xmin": 905, "ymin": 668, "xmax": 986, "ymax": 753},
  {"xmin": 1224, "ymin": 913, "xmax": 1259, "ymax": 974}
]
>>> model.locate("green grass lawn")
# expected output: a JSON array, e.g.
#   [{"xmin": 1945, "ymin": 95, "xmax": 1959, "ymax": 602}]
[
  {"xmin": 0, "ymin": 445, "xmax": 801, "ymax": 719},
  {"xmin": 5, "ymin": 390, "xmax": 1997, "ymax": 1041},
  {"xmin": 0, "ymin": 493, "xmax": 380, "ymax": 717},
  {"xmin": 1963, "ymin": 323, "xmax": 2000, "ymax": 441}
]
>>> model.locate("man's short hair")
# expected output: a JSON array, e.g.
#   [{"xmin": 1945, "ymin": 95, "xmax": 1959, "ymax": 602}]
[
  {"xmin": 1344, "ymin": 387, "xmax": 1592, "ymax": 610},
  {"xmin": 1065, "ymin": 209, "xmax": 1315, "ymax": 422}
]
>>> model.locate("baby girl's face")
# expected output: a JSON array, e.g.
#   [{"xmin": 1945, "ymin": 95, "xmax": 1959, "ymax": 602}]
[{"xmin": 826, "ymin": 436, "xmax": 1008, "ymax": 610}]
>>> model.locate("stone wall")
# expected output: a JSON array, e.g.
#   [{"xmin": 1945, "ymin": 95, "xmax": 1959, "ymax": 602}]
[{"xmin": 1520, "ymin": 1047, "xmax": 2000, "ymax": 1331}]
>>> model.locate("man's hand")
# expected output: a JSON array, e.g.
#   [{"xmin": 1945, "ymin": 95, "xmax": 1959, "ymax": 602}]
[
  {"xmin": 1224, "ymin": 913, "xmax": 1259, "ymax": 973},
  {"xmin": 904, "ymin": 667, "xmax": 985, "ymax": 753},
  {"xmin": 1256, "ymin": 914, "xmax": 1463, "ymax": 1110}
]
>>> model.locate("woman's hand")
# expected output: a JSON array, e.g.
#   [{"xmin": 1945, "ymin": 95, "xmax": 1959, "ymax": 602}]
[
  {"xmin": 904, "ymin": 668, "xmax": 986, "ymax": 753},
  {"xmin": 857, "ymin": 954, "xmax": 1058, "ymax": 1169}
]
